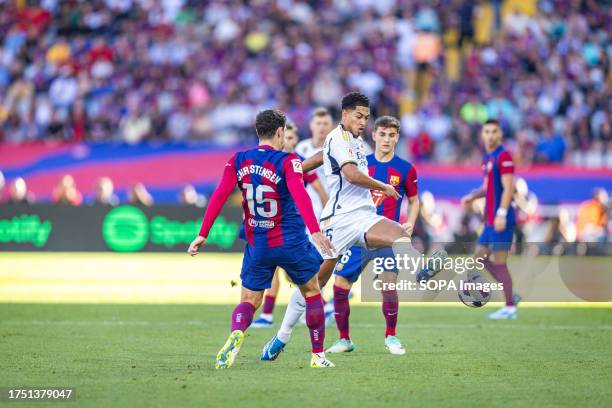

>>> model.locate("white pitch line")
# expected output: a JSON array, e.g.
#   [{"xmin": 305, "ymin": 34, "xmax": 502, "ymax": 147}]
[{"xmin": 1, "ymin": 320, "xmax": 610, "ymax": 331}]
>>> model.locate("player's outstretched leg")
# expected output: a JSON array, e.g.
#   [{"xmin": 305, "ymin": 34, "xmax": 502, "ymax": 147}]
[
  {"xmin": 363, "ymin": 218, "xmax": 425, "ymax": 280},
  {"xmin": 216, "ymin": 289, "xmax": 260, "ymax": 369},
  {"xmin": 327, "ymin": 279, "xmax": 355, "ymax": 353},
  {"xmin": 482, "ymin": 250, "xmax": 518, "ymax": 320}
]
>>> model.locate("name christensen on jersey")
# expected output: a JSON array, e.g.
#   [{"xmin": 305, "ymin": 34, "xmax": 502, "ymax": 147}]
[{"xmin": 320, "ymin": 125, "xmax": 375, "ymax": 221}]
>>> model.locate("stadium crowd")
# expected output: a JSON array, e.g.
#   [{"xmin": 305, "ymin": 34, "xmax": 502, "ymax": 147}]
[{"xmin": 0, "ymin": 0, "xmax": 609, "ymax": 166}]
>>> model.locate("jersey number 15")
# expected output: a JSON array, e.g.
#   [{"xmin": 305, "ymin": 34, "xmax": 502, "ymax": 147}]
[{"xmin": 244, "ymin": 183, "xmax": 278, "ymax": 218}]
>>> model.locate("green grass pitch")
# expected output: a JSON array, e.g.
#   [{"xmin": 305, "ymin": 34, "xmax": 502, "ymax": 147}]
[{"xmin": 1, "ymin": 304, "xmax": 611, "ymax": 407}]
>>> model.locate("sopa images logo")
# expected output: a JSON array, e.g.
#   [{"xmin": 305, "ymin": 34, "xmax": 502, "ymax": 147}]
[{"xmin": 102, "ymin": 205, "xmax": 149, "ymax": 252}]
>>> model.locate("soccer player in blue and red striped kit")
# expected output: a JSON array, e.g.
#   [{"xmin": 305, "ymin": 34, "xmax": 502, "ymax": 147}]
[
  {"xmin": 251, "ymin": 121, "xmax": 329, "ymax": 328},
  {"xmin": 188, "ymin": 110, "xmax": 336, "ymax": 368},
  {"xmin": 461, "ymin": 119, "xmax": 521, "ymax": 319}
]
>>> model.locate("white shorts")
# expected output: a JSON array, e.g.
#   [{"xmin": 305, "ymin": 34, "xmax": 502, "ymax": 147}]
[{"xmin": 319, "ymin": 209, "xmax": 386, "ymax": 260}]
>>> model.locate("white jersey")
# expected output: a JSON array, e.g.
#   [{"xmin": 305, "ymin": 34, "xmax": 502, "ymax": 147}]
[
  {"xmin": 295, "ymin": 138, "xmax": 328, "ymax": 192},
  {"xmin": 320, "ymin": 125, "xmax": 375, "ymax": 221},
  {"xmin": 295, "ymin": 138, "xmax": 328, "ymax": 218}
]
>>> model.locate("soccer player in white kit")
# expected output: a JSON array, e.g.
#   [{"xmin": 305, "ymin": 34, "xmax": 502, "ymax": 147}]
[{"xmin": 261, "ymin": 92, "xmax": 418, "ymax": 361}]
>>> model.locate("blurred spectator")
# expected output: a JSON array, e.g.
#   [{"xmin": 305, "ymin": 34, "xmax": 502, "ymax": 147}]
[
  {"xmin": 120, "ymin": 107, "xmax": 152, "ymax": 145},
  {"xmin": 179, "ymin": 184, "xmax": 207, "ymax": 208},
  {"xmin": 0, "ymin": 171, "xmax": 4, "ymax": 198},
  {"xmin": 575, "ymin": 188, "xmax": 609, "ymax": 243},
  {"xmin": 410, "ymin": 130, "xmax": 434, "ymax": 161},
  {"xmin": 535, "ymin": 122, "xmax": 566, "ymax": 163},
  {"xmin": 52, "ymin": 174, "xmax": 83, "ymax": 206},
  {"xmin": 128, "ymin": 183, "xmax": 154, "ymax": 206},
  {"xmin": 9, "ymin": 177, "xmax": 35, "ymax": 204},
  {"xmin": 94, "ymin": 177, "xmax": 119, "ymax": 206}
]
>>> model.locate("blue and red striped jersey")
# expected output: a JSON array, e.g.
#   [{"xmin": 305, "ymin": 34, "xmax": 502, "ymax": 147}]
[
  {"xmin": 482, "ymin": 145, "xmax": 515, "ymax": 226},
  {"xmin": 367, "ymin": 154, "xmax": 418, "ymax": 222},
  {"xmin": 233, "ymin": 145, "xmax": 310, "ymax": 248}
]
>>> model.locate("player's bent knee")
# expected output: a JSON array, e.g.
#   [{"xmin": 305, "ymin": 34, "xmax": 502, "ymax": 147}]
[
  {"xmin": 299, "ymin": 277, "xmax": 320, "ymax": 299},
  {"xmin": 241, "ymin": 288, "xmax": 264, "ymax": 309}
]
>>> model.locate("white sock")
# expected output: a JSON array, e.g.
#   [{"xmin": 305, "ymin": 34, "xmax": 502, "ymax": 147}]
[
  {"xmin": 392, "ymin": 238, "xmax": 422, "ymax": 275},
  {"xmin": 277, "ymin": 288, "xmax": 305, "ymax": 344},
  {"xmin": 259, "ymin": 313, "xmax": 273, "ymax": 321}
]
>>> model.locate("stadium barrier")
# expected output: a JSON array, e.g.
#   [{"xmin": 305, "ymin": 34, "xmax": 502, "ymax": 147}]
[{"xmin": 0, "ymin": 204, "xmax": 243, "ymax": 252}]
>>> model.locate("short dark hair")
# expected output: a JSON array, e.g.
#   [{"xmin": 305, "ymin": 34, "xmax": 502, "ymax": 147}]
[
  {"xmin": 341, "ymin": 91, "xmax": 370, "ymax": 111},
  {"xmin": 255, "ymin": 109, "xmax": 286, "ymax": 139},
  {"xmin": 374, "ymin": 116, "xmax": 400, "ymax": 132},
  {"xmin": 483, "ymin": 119, "xmax": 500, "ymax": 127}
]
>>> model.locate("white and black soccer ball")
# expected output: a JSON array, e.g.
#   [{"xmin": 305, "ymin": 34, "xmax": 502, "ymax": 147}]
[{"xmin": 458, "ymin": 272, "xmax": 491, "ymax": 308}]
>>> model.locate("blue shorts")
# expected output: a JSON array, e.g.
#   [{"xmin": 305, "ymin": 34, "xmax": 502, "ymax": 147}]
[
  {"xmin": 478, "ymin": 225, "xmax": 514, "ymax": 251},
  {"xmin": 240, "ymin": 240, "xmax": 323, "ymax": 291},
  {"xmin": 334, "ymin": 246, "xmax": 397, "ymax": 283}
]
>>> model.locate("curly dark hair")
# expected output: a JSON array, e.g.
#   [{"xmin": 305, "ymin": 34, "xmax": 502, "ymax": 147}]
[
  {"xmin": 255, "ymin": 109, "xmax": 287, "ymax": 139},
  {"xmin": 341, "ymin": 91, "xmax": 370, "ymax": 111}
]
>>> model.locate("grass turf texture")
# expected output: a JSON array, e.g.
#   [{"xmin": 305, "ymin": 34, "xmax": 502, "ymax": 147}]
[{"xmin": 1, "ymin": 304, "xmax": 611, "ymax": 407}]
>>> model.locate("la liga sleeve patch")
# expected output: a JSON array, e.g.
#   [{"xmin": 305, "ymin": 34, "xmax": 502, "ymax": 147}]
[{"xmin": 291, "ymin": 158, "xmax": 303, "ymax": 174}]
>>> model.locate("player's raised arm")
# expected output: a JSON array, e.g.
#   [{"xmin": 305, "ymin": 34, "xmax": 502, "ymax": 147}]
[
  {"xmin": 302, "ymin": 151, "xmax": 323, "ymax": 173},
  {"xmin": 283, "ymin": 154, "xmax": 335, "ymax": 257},
  {"xmin": 341, "ymin": 163, "xmax": 400, "ymax": 199},
  {"xmin": 188, "ymin": 155, "xmax": 238, "ymax": 256}
]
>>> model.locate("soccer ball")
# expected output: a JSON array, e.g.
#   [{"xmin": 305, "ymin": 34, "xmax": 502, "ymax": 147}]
[{"xmin": 458, "ymin": 271, "xmax": 491, "ymax": 308}]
